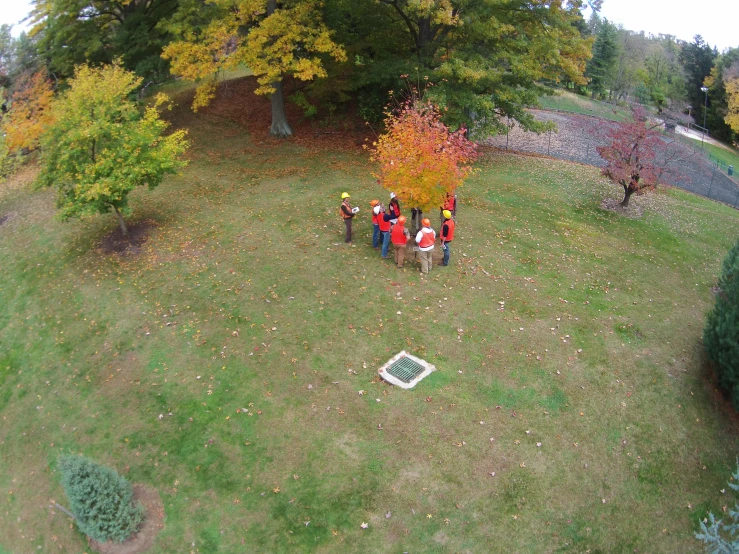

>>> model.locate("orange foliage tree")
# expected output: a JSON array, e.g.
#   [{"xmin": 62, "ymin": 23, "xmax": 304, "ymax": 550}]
[
  {"xmin": 371, "ymin": 99, "xmax": 476, "ymax": 218},
  {"xmin": 1, "ymin": 71, "xmax": 54, "ymax": 153}
]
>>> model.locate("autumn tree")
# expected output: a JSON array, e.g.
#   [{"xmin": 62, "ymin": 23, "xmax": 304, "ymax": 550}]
[
  {"xmin": 371, "ymin": 98, "xmax": 476, "ymax": 220},
  {"xmin": 720, "ymin": 59, "xmax": 739, "ymax": 134},
  {"xmin": 162, "ymin": 0, "xmax": 346, "ymax": 137},
  {"xmin": 596, "ymin": 108, "xmax": 665, "ymax": 208},
  {"xmin": 1, "ymin": 70, "xmax": 54, "ymax": 154},
  {"xmin": 38, "ymin": 63, "xmax": 189, "ymax": 235},
  {"xmin": 702, "ymin": 47, "xmax": 739, "ymax": 144},
  {"xmin": 326, "ymin": 0, "xmax": 593, "ymax": 136}
]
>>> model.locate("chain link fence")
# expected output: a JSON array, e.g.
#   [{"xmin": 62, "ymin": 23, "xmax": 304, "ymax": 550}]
[{"xmin": 483, "ymin": 110, "xmax": 739, "ymax": 209}]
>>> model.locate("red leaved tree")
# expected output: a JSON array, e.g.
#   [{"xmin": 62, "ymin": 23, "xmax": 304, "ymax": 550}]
[
  {"xmin": 596, "ymin": 107, "xmax": 666, "ymax": 208},
  {"xmin": 371, "ymin": 99, "xmax": 476, "ymax": 222}
]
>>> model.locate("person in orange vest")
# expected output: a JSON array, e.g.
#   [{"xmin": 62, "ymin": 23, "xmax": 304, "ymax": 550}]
[
  {"xmin": 440, "ymin": 192, "xmax": 456, "ymax": 225},
  {"xmin": 388, "ymin": 192, "xmax": 401, "ymax": 223},
  {"xmin": 415, "ymin": 218, "xmax": 436, "ymax": 275},
  {"xmin": 369, "ymin": 199, "xmax": 380, "ymax": 248},
  {"xmin": 391, "ymin": 215, "xmax": 410, "ymax": 268},
  {"xmin": 439, "ymin": 209, "xmax": 455, "ymax": 266},
  {"xmin": 376, "ymin": 203, "xmax": 394, "ymax": 258},
  {"xmin": 340, "ymin": 192, "xmax": 357, "ymax": 244}
]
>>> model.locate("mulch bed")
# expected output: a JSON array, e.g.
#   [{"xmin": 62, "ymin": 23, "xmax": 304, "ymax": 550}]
[
  {"xmin": 99, "ymin": 220, "xmax": 157, "ymax": 256},
  {"xmin": 174, "ymin": 76, "xmax": 375, "ymax": 150}
]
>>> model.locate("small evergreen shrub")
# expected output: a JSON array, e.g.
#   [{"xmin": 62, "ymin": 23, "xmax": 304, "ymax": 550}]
[
  {"xmin": 704, "ymin": 240, "xmax": 739, "ymax": 409},
  {"xmin": 695, "ymin": 461, "xmax": 739, "ymax": 552},
  {"xmin": 58, "ymin": 455, "xmax": 144, "ymax": 543}
]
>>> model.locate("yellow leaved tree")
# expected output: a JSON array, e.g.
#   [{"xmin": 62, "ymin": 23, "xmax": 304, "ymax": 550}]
[
  {"xmin": 162, "ymin": 0, "xmax": 346, "ymax": 137},
  {"xmin": 38, "ymin": 63, "xmax": 189, "ymax": 236},
  {"xmin": 1, "ymin": 71, "xmax": 54, "ymax": 154},
  {"xmin": 726, "ymin": 76, "xmax": 739, "ymax": 133}
]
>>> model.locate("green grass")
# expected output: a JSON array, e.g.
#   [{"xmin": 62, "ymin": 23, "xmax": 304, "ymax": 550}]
[
  {"xmin": 686, "ymin": 138, "xmax": 739, "ymax": 173},
  {"xmin": 1, "ymin": 90, "xmax": 739, "ymax": 553},
  {"xmin": 539, "ymin": 89, "xmax": 633, "ymax": 121}
]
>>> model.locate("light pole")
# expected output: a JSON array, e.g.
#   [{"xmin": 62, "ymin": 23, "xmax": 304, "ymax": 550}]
[{"xmin": 701, "ymin": 86, "xmax": 709, "ymax": 148}]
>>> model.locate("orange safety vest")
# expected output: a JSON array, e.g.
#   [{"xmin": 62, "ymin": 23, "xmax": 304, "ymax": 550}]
[
  {"xmin": 418, "ymin": 229, "xmax": 435, "ymax": 248},
  {"xmin": 441, "ymin": 218, "xmax": 455, "ymax": 242},
  {"xmin": 378, "ymin": 213, "xmax": 391, "ymax": 232},
  {"xmin": 444, "ymin": 195, "xmax": 455, "ymax": 211},
  {"xmin": 340, "ymin": 200, "xmax": 352, "ymax": 219},
  {"xmin": 391, "ymin": 223, "xmax": 408, "ymax": 245},
  {"xmin": 390, "ymin": 203, "xmax": 401, "ymax": 218},
  {"xmin": 372, "ymin": 211, "xmax": 379, "ymax": 225}
]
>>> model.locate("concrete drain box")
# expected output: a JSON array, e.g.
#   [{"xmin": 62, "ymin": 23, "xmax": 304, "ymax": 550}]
[{"xmin": 378, "ymin": 351, "xmax": 435, "ymax": 389}]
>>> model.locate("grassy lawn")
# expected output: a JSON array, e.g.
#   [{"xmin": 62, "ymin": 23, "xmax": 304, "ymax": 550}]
[
  {"xmin": 539, "ymin": 90, "xmax": 633, "ymax": 122},
  {"xmin": 1, "ymin": 94, "xmax": 739, "ymax": 553},
  {"xmin": 686, "ymin": 138, "xmax": 739, "ymax": 173}
]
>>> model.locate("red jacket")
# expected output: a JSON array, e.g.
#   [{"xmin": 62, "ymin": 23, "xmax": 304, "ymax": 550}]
[{"xmin": 391, "ymin": 223, "xmax": 408, "ymax": 245}]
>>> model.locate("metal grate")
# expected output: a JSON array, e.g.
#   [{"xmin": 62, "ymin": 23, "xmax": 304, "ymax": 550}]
[{"xmin": 386, "ymin": 356, "xmax": 426, "ymax": 383}]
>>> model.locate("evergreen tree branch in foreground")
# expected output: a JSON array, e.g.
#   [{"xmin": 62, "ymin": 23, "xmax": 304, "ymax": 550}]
[{"xmin": 695, "ymin": 461, "xmax": 739, "ymax": 553}]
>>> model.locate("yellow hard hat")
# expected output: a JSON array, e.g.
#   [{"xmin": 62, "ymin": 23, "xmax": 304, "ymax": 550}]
[
  {"xmin": 341, "ymin": 192, "xmax": 350, "ymax": 199},
  {"xmin": 443, "ymin": 210, "xmax": 452, "ymax": 219}
]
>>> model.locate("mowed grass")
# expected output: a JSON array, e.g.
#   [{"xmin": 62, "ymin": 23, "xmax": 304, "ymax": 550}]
[
  {"xmin": 686, "ymin": 137, "xmax": 739, "ymax": 173},
  {"xmin": 539, "ymin": 90, "xmax": 633, "ymax": 122},
  {"xmin": 1, "ymin": 98, "xmax": 739, "ymax": 553}
]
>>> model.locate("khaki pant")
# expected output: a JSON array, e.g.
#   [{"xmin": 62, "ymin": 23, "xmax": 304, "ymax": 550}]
[
  {"xmin": 419, "ymin": 248, "xmax": 433, "ymax": 274},
  {"xmin": 394, "ymin": 243, "xmax": 406, "ymax": 267}
]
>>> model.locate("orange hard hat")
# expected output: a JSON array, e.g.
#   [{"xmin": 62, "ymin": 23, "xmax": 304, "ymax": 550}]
[
  {"xmin": 421, "ymin": 218, "xmax": 431, "ymax": 227},
  {"xmin": 370, "ymin": 199, "xmax": 379, "ymax": 207},
  {"xmin": 397, "ymin": 215, "xmax": 407, "ymax": 224}
]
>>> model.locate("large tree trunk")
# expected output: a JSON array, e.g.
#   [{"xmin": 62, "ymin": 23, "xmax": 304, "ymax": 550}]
[
  {"xmin": 266, "ymin": 0, "xmax": 292, "ymax": 139},
  {"xmin": 113, "ymin": 206, "xmax": 128, "ymax": 236},
  {"xmin": 269, "ymin": 80, "xmax": 293, "ymax": 138},
  {"xmin": 620, "ymin": 186, "xmax": 634, "ymax": 207}
]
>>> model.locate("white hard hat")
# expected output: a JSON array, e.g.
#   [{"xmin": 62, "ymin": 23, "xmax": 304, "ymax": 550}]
[
  {"xmin": 373, "ymin": 205, "xmax": 381, "ymax": 215},
  {"xmin": 390, "ymin": 192, "xmax": 396, "ymax": 199}
]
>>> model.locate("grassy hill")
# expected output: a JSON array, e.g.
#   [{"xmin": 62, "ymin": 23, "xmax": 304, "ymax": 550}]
[
  {"xmin": 1, "ymin": 82, "xmax": 738, "ymax": 553},
  {"xmin": 538, "ymin": 90, "xmax": 634, "ymax": 122}
]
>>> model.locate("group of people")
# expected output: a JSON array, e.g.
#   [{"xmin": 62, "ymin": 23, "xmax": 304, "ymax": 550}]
[{"xmin": 340, "ymin": 192, "xmax": 456, "ymax": 275}]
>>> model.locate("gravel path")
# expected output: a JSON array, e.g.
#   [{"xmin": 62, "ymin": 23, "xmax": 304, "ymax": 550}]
[{"xmin": 483, "ymin": 110, "xmax": 739, "ymax": 208}]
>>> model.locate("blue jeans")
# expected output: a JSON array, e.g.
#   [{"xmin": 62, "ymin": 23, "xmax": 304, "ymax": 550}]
[
  {"xmin": 372, "ymin": 224, "xmax": 380, "ymax": 248},
  {"xmin": 381, "ymin": 231, "xmax": 391, "ymax": 257},
  {"xmin": 442, "ymin": 242, "xmax": 451, "ymax": 265}
]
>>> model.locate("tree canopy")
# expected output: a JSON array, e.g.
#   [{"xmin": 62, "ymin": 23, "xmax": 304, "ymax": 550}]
[
  {"xmin": 29, "ymin": 0, "xmax": 177, "ymax": 81},
  {"xmin": 163, "ymin": 0, "xmax": 346, "ymax": 136},
  {"xmin": 596, "ymin": 108, "xmax": 664, "ymax": 207},
  {"xmin": 38, "ymin": 63, "xmax": 189, "ymax": 234},
  {"xmin": 336, "ymin": 0, "xmax": 593, "ymax": 136},
  {"xmin": 371, "ymin": 97, "xmax": 477, "ymax": 213},
  {"xmin": 1, "ymin": 70, "xmax": 55, "ymax": 153}
]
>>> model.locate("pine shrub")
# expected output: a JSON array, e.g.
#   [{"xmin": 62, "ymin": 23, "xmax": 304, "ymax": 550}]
[
  {"xmin": 58, "ymin": 455, "xmax": 144, "ymax": 543},
  {"xmin": 704, "ymin": 239, "xmax": 739, "ymax": 409},
  {"xmin": 695, "ymin": 462, "xmax": 739, "ymax": 552}
]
